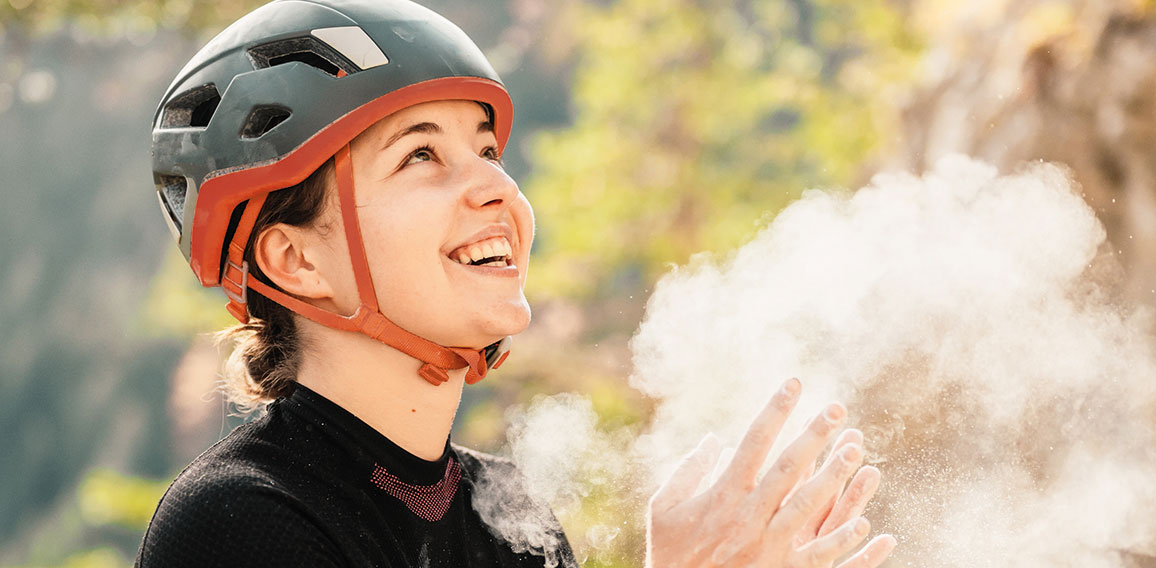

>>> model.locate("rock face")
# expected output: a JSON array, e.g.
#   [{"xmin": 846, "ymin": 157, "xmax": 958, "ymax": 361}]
[{"xmin": 894, "ymin": 1, "xmax": 1156, "ymax": 309}]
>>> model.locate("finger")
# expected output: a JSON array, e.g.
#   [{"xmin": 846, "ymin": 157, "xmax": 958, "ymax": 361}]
[
  {"xmin": 768, "ymin": 441, "xmax": 862, "ymax": 538},
  {"xmin": 791, "ymin": 517, "xmax": 870, "ymax": 567},
  {"xmin": 818, "ymin": 465, "xmax": 881, "ymax": 538},
  {"xmin": 835, "ymin": 534, "xmax": 897, "ymax": 568},
  {"xmin": 788, "ymin": 461, "xmax": 825, "ymax": 548},
  {"xmin": 824, "ymin": 429, "xmax": 863, "ymax": 467},
  {"xmin": 783, "ymin": 458, "xmax": 816, "ymax": 508},
  {"xmin": 650, "ymin": 433, "xmax": 723, "ymax": 513},
  {"xmin": 717, "ymin": 378, "xmax": 801, "ymax": 490},
  {"xmin": 793, "ymin": 490, "xmax": 833, "ymax": 549},
  {"xmin": 749, "ymin": 403, "xmax": 848, "ymax": 526},
  {"xmin": 711, "ymin": 437, "xmax": 811, "ymax": 565},
  {"xmin": 796, "ymin": 429, "xmax": 863, "ymax": 541}
]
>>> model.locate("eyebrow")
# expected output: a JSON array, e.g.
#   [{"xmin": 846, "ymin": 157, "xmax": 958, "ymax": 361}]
[
  {"xmin": 379, "ymin": 119, "xmax": 496, "ymax": 151},
  {"xmin": 381, "ymin": 122, "xmax": 441, "ymax": 151}
]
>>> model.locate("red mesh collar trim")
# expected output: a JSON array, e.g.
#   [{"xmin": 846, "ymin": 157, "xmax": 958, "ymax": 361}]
[{"xmin": 369, "ymin": 457, "xmax": 462, "ymax": 522}]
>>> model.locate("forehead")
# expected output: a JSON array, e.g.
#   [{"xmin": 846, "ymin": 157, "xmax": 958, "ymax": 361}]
[{"xmin": 354, "ymin": 99, "xmax": 490, "ymax": 146}]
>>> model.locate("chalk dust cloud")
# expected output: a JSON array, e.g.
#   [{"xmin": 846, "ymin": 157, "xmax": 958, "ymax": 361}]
[{"xmin": 474, "ymin": 156, "xmax": 1156, "ymax": 566}]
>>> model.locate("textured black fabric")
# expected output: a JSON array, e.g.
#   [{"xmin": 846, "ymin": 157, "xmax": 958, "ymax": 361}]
[{"xmin": 135, "ymin": 385, "xmax": 575, "ymax": 567}]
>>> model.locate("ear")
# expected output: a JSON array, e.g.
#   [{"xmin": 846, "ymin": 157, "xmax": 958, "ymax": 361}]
[{"xmin": 253, "ymin": 223, "xmax": 336, "ymax": 301}]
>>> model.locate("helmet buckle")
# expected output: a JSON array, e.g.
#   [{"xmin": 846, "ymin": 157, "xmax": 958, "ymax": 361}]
[{"xmin": 222, "ymin": 258, "xmax": 250, "ymax": 323}]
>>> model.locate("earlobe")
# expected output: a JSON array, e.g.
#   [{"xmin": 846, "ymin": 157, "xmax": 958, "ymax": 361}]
[{"xmin": 254, "ymin": 224, "xmax": 336, "ymax": 301}]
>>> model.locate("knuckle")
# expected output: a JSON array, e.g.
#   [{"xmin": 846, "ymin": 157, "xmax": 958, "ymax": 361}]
[
  {"xmin": 772, "ymin": 391, "xmax": 795, "ymax": 411},
  {"xmin": 776, "ymin": 455, "xmax": 799, "ymax": 476},
  {"xmin": 748, "ymin": 430, "xmax": 771, "ymax": 449},
  {"xmin": 788, "ymin": 492, "xmax": 816, "ymax": 516}
]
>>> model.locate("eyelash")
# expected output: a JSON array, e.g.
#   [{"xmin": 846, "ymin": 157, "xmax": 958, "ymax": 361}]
[
  {"xmin": 404, "ymin": 145, "xmax": 436, "ymax": 166},
  {"xmin": 401, "ymin": 145, "xmax": 504, "ymax": 168}
]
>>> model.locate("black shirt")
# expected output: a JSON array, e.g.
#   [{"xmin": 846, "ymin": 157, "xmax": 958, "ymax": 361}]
[{"xmin": 135, "ymin": 385, "xmax": 575, "ymax": 567}]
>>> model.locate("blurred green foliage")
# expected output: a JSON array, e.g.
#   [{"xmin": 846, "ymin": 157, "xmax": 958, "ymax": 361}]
[
  {"xmin": 136, "ymin": 249, "xmax": 236, "ymax": 338},
  {"xmin": 0, "ymin": 0, "xmax": 265, "ymax": 37},
  {"xmin": 7, "ymin": 469, "xmax": 167, "ymax": 568},
  {"xmin": 8, "ymin": 548, "xmax": 125, "ymax": 568},
  {"xmin": 526, "ymin": 0, "xmax": 921, "ymax": 300},
  {"xmin": 77, "ymin": 469, "xmax": 169, "ymax": 530}
]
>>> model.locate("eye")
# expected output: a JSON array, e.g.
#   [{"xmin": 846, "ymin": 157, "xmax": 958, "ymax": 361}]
[
  {"xmin": 482, "ymin": 145, "xmax": 503, "ymax": 165},
  {"xmin": 404, "ymin": 145, "xmax": 436, "ymax": 167}
]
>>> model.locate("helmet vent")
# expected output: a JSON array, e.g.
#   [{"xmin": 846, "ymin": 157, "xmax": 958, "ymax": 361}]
[
  {"xmin": 241, "ymin": 105, "xmax": 292, "ymax": 139},
  {"xmin": 160, "ymin": 84, "xmax": 221, "ymax": 129},
  {"xmin": 155, "ymin": 174, "xmax": 187, "ymax": 232},
  {"xmin": 248, "ymin": 37, "xmax": 358, "ymax": 78}
]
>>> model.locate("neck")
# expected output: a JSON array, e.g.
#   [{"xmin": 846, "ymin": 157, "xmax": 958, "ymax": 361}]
[{"xmin": 294, "ymin": 318, "xmax": 465, "ymax": 461}]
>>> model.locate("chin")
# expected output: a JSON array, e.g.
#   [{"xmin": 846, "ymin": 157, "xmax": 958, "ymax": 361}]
[{"xmin": 462, "ymin": 300, "xmax": 532, "ymax": 349}]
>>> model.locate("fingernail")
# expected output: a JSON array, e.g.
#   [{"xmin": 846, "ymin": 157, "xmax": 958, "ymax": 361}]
[
  {"xmin": 840, "ymin": 444, "xmax": 863, "ymax": 464},
  {"xmin": 824, "ymin": 403, "xmax": 846, "ymax": 424},
  {"xmin": 781, "ymin": 378, "xmax": 801, "ymax": 397}
]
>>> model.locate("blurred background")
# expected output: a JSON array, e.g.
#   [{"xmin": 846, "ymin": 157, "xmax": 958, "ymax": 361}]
[{"xmin": 3, "ymin": 0, "xmax": 1156, "ymax": 565}]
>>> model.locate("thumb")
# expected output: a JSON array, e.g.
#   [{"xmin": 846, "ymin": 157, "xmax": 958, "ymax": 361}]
[{"xmin": 650, "ymin": 433, "xmax": 723, "ymax": 514}]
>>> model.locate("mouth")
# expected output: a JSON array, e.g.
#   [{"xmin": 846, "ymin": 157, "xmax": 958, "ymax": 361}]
[{"xmin": 447, "ymin": 236, "xmax": 514, "ymax": 268}]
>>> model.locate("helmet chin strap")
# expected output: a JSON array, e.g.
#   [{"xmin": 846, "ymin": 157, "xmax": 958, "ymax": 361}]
[{"xmin": 222, "ymin": 144, "xmax": 508, "ymax": 386}]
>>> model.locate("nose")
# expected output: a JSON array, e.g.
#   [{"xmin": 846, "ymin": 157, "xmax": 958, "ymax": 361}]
[{"xmin": 460, "ymin": 155, "xmax": 519, "ymax": 211}]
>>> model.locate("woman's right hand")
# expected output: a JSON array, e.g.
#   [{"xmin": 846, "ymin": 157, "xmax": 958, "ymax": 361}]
[{"xmin": 646, "ymin": 378, "xmax": 896, "ymax": 567}]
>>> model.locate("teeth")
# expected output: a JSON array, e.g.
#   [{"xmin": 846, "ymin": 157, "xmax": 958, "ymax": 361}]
[{"xmin": 451, "ymin": 236, "xmax": 514, "ymax": 265}]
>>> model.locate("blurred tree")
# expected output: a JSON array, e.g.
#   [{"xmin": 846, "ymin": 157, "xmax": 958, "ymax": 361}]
[
  {"xmin": 0, "ymin": 0, "xmax": 265, "ymax": 37},
  {"xmin": 77, "ymin": 469, "xmax": 170, "ymax": 531},
  {"xmin": 0, "ymin": 28, "xmax": 195, "ymax": 564},
  {"xmin": 526, "ymin": 0, "xmax": 921, "ymax": 301},
  {"xmin": 7, "ymin": 469, "xmax": 167, "ymax": 568}
]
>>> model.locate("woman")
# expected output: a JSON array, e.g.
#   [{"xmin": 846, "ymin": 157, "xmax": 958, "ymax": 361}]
[{"xmin": 139, "ymin": 1, "xmax": 896, "ymax": 566}]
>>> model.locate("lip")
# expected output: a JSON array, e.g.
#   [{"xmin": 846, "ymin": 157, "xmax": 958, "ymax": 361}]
[{"xmin": 445, "ymin": 256, "xmax": 521, "ymax": 278}]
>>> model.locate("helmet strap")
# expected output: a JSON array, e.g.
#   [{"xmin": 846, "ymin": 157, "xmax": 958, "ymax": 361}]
[{"xmin": 222, "ymin": 143, "xmax": 506, "ymax": 386}]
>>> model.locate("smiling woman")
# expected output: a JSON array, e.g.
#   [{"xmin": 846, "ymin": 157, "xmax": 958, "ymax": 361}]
[
  {"xmin": 340, "ymin": 100, "xmax": 533, "ymax": 351},
  {"xmin": 138, "ymin": 1, "xmax": 894, "ymax": 567}
]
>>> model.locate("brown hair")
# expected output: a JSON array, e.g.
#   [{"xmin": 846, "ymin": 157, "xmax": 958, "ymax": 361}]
[{"xmin": 218, "ymin": 158, "xmax": 335, "ymax": 412}]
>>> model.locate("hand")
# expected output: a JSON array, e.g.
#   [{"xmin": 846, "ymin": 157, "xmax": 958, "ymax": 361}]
[{"xmin": 646, "ymin": 378, "xmax": 896, "ymax": 567}]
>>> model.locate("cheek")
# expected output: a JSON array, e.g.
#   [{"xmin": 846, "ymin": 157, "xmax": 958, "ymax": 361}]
[
  {"xmin": 358, "ymin": 199, "xmax": 449, "ymax": 300},
  {"xmin": 513, "ymin": 193, "xmax": 535, "ymax": 261}
]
